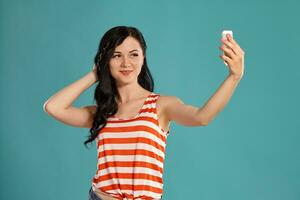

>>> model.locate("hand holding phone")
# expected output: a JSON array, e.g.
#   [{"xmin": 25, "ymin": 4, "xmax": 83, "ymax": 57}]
[{"xmin": 221, "ymin": 30, "xmax": 233, "ymax": 66}]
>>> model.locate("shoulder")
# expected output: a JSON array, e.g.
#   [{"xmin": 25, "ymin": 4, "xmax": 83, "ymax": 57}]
[
  {"xmin": 156, "ymin": 94, "xmax": 184, "ymax": 114},
  {"xmin": 156, "ymin": 94, "xmax": 183, "ymax": 105}
]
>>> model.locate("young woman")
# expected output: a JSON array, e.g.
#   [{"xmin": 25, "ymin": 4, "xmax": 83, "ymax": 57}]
[{"xmin": 44, "ymin": 26, "xmax": 244, "ymax": 200}]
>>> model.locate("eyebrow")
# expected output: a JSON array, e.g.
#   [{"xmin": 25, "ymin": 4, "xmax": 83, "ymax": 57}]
[{"xmin": 114, "ymin": 49, "xmax": 139, "ymax": 53}]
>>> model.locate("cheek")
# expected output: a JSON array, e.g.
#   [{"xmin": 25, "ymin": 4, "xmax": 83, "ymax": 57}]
[
  {"xmin": 134, "ymin": 66, "xmax": 143, "ymax": 77},
  {"xmin": 109, "ymin": 59, "xmax": 117, "ymax": 67},
  {"xmin": 108, "ymin": 65, "xmax": 119, "ymax": 77},
  {"xmin": 136, "ymin": 58, "xmax": 144, "ymax": 68},
  {"xmin": 135, "ymin": 61, "xmax": 143, "ymax": 73}
]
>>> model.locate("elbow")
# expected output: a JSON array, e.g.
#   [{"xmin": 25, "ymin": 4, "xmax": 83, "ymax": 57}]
[
  {"xmin": 197, "ymin": 116, "xmax": 210, "ymax": 126},
  {"xmin": 195, "ymin": 118, "xmax": 209, "ymax": 126},
  {"xmin": 196, "ymin": 109, "xmax": 210, "ymax": 126},
  {"xmin": 201, "ymin": 120, "xmax": 209, "ymax": 126},
  {"xmin": 43, "ymin": 100, "xmax": 68, "ymax": 116},
  {"xmin": 43, "ymin": 101, "xmax": 49, "ymax": 113},
  {"xmin": 43, "ymin": 100, "xmax": 54, "ymax": 114}
]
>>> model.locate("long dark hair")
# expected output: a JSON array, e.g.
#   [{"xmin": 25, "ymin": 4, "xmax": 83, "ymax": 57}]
[{"xmin": 84, "ymin": 26, "xmax": 154, "ymax": 148}]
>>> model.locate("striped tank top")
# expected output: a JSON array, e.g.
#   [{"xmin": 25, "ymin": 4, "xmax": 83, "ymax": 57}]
[{"xmin": 91, "ymin": 92, "xmax": 170, "ymax": 200}]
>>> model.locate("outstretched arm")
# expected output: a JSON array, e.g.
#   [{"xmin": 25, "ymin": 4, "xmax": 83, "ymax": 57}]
[
  {"xmin": 166, "ymin": 34, "xmax": 245, "ymax": 126},
  {"xmin": 165, "ymin": 74, "xmax": 241, "ymax": 126}
]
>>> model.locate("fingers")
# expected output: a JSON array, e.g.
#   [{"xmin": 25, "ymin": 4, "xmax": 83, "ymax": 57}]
[
  {"xmin": 227, "ymin": 34, "xmax": 243, "ymax": 53},
  {"xmin": 219, "ymin": 45, "xmax": 235, "ymax": 59},
  {"xmin": 223, "ymin": 34, "xmax": 244, "ymax": 55},
  {"xmin": 221, "ymin": 38, "xmax": 238, "ymax": 55},
  {"xmin": 219, "ymin": 54, "xmax": 231, "ymax": 64}
]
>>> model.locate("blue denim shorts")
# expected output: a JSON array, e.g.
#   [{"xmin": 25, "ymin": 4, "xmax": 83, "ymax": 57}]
[
  {"xmin": 88, "ymin": 186, "xmax": 103, "ymax": 200},
  {"xmin": 88, "ymin": 186, "xmax": 163, "ymax": 200}
]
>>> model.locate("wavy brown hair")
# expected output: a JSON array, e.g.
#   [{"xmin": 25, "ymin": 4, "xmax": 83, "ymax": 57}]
[{"xmin": 84, "ymin": 26, "xmax": 154, "ymax": 148}]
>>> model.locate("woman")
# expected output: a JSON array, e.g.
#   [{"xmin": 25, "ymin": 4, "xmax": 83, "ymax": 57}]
[{"xmin": 44, "ymin": 26, "xmax": 244, "ymax": 200}]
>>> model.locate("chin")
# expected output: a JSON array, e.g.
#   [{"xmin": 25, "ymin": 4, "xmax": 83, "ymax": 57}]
[{"xmin": 121, "ymin": 77, "xmax": 139, "ymax": 85}]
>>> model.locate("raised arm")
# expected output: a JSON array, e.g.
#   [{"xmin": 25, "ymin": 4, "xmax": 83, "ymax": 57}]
[
  {"xmin": 165, "ymin": 74, "xmax": 242, "ymax": 126},
  {"xmin": 165, "ymin": 34, "xmax": 245, "ymax": 126},
  {"xmin": 43, "ymin": 64, "xmax": 98, "ymax": 128}
]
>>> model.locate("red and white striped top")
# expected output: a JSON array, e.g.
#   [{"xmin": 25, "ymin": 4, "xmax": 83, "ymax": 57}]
[{"xmin": 91, "ymin": 92, "xmax": 170, "ymax": 200}]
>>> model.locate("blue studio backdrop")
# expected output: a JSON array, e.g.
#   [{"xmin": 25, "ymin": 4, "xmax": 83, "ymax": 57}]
[{"xmin": 1, "ymin": 0, "xmax": 299, "ymax": 199}]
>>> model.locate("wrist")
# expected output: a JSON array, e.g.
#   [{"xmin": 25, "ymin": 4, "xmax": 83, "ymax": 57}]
[
  {"xmin": 88, "ymin": 71, "xmax": 98, "ymax": 84},
  {"xmin": 228, "ymin": 73, "xmax": 243, "ymax": 81}
]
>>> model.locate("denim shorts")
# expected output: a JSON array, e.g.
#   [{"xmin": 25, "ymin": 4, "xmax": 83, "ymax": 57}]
[
  {"xmin": 88, "ymin": 186, "xmax": 163, "ymax": 200},
  {"xmin": 88, "ymin": 186, "xmax": 104, "ymax": 200}
]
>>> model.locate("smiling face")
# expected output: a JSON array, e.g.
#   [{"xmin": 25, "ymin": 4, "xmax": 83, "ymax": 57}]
[{"xmin": 109, "ymin": 36, "xmax": 145, "ymax": 86}]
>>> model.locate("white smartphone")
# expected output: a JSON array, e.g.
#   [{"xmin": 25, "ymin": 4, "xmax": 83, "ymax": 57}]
[
  {"xmin": 221, "ymin": 30, "xmax": 233, "ymax": 66},
  {"xmin": 222, "ymin": 30, "xmax": 233, "ymax": 40}
]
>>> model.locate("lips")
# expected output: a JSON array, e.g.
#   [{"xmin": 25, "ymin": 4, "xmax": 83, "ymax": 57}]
[{"xmin": 120, "ymin": 70, "xmax": 133, "ymax": 75}]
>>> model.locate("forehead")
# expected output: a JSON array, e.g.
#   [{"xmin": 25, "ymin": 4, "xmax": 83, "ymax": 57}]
[{"xmin": 114, "ymin": 36, "xmax": 142, "ymax": 52}]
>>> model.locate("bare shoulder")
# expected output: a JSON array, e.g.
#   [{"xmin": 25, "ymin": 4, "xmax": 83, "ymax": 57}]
[
  {"xmin": 157, "ymin": 95, "xmax": 183, "ymax": 107},
  {"xmin": 156, "ymin": 95, "xmax": 181, "ymax": 132},
  {"xmin": 157, "ymin": 94, "xmax": 184, "ymax": 119}
]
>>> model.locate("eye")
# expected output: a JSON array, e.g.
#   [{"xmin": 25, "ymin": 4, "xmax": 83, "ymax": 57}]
[
  {"xmin": 131, "ymin": 53, "xmax": 138, "ymax": 57},
  {"xmin": 112, "ymin": 54, "xmax": 121, "ymax": 58}
]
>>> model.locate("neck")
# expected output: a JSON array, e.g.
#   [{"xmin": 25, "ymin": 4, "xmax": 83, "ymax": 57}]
[{"xmin": 116, "ymin": 82, "xmax": 149, "ymax": 104}]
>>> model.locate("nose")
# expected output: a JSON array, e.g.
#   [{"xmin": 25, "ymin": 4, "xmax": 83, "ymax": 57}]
[{"xmin": 121, "ymin": 55, "xmax": 131, "ymax": 68}]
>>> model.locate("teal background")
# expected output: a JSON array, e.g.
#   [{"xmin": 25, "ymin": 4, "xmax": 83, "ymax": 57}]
[{"xmin": 1, "ymin": 0, "xmax": 299, "ymax": 199}]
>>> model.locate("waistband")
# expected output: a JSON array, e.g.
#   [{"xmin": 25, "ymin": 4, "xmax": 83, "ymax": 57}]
[{"xmin": 91, "ymin": 185, "xmax": 163, "ymax": 200}]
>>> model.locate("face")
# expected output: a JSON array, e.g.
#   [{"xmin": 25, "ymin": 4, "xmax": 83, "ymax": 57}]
[{"xmin": 109, "ymin": 36, "xmax": 145, "ymax": 86}]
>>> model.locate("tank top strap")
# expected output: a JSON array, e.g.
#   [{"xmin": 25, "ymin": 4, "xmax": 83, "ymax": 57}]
[{"xmin": 140, "ymin": 92, "xmax": 160, "ymax": 112}]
